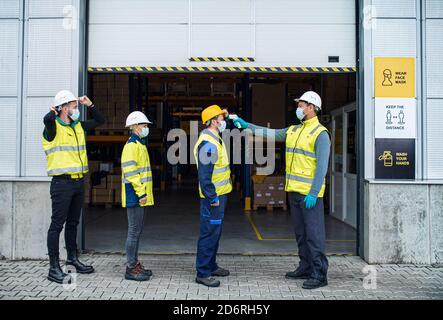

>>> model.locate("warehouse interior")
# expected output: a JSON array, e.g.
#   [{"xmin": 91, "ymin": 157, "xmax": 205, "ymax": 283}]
[{"xmin": 82, "ymin": 72, "xmax": 357, "ymax": 255}]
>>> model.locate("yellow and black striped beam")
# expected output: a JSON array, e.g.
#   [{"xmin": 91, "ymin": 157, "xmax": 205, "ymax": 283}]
[
  {"xmin": 190, "ymin": 57, "xmax": 255, "ymax": 62},
  {"xmin": 88, "ymin": 66, "xmax": 356, "ymax": 73}
]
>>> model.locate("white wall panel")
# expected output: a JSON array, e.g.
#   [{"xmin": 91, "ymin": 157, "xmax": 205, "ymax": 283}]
[
  {"xmin": 88, "ymin": 24, "xmax": 187, "ymax": 67},
  {"xmin": 21, "ymin": 1, "xmax": 81, "ymax": 177},
  {"xmin": 373, "ymin": 0, "xmax": 416, "ymax": 18},
  {"xmin": 22, "ymin": 97, "xmax": 52, "ymax": 176},
  {"xmin": 191, "ymin": 25, "xmax": 252, "ymax": 57},
  {"xmin": 0, "ymin": 0, "xmax": 19, "ymax": 18},
  {"xmin": 89, "ymin": 0, "xmax": 188, "ymax": 24},
  {"xmin": 426, "ymin": 0, "xmax": 443, "ymax": 18},
  {"xmin": 26, "ymin": 19, "xmax": 73, "ymax": 96},
  {"xmin": 372, "ymin": 19, "xmax": 417, "ymax": 57},
  {"xmin": 426, "ymin": 20, "xmax": 443, "ymax": 98},
  {"xmin": 192, "ymin": 0, "xmax": 252, "ymax": 23},
  {"xmin": 0, "ymin": 98, "xmax": 18, "ymax": 175},
  {"xmin": 28, "ymin": 0, "xmax": 73, "ymax": 18},
  {"xmin": 0, "ymin": 20, "xmax": 19, "ymax": 96},
  {"xmin": 255, "ymin": 24, "xmax": 355, "ymax": 66},
  {"xmin": 427, "ymin": 100, "xmax": 443, "ymax": 179},
  {"xmin": 255, "ymin": 0, "xmax": 354, "ymax": 24},
  {"xmin": 0, "ymin": 1, "xmax": 20, "ymax": 176}
]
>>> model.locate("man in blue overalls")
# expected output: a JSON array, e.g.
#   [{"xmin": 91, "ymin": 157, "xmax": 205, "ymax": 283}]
[{"xmin": 193, "ymin": 105, "xmax": 232, "ymax": 287}]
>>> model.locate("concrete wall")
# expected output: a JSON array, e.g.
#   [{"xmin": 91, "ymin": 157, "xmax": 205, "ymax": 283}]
[
  {"xmin": 0, "ymin": 181, "xmax": 67, "ymax": 260},
  {"xmin": 364, "ymin": 182, "xmax": 443, "ymax": 264}
]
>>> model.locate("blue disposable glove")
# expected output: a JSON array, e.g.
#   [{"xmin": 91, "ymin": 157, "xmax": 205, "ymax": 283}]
[
  {"xmin": 227, "ymin": 114, "xmax": 248, "ymax": 129},
  {"xmin": 304, "ymin": 194, "xmax": 318, "ymax": 209}
]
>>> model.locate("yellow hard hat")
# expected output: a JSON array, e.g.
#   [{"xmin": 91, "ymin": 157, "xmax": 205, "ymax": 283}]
[{"xmin": 201, "ymin": 104, "xmax": 228, "ymax": 123}]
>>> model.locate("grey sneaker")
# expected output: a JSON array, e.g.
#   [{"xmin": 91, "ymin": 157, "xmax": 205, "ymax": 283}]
[
  {"xmin": 125, "ymin": 265, "xmax": 150, "ymax": 282},
  {"xmin": 195, "ymin": 276, "xmax": 220, "ymax": 287},
  {"xmin": 211, "ymin": 267, "xmax": 230, "ymax": 277}
]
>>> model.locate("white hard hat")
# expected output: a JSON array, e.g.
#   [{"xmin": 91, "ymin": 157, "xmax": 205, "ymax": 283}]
[
  {"xmin": 54, "ymin": 90, "xmax": 77, "ymax": 107},
  {"xmin": 294, "ymin": 91, "xmax": 322, "ymax": 110},
  {"xmin": 125, "ymin": 111, "xmax": 152, "ymax": 128}
]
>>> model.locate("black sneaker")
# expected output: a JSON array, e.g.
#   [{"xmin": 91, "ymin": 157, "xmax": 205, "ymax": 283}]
[
  {"xmin": 302, "ymin": 277, "xmax": 328, "ymax": 289},
  {"xmin": 285, "ymin": 270, "xmax": 311, "ymax": 280},
  {"xmin": 125, "ymin": 265, "xmax": 150, "ymax": 282},
  {"xmin": 211, "ymin": 267, "xmax": 230, "ymax": 277},
  {"xmin": 195, "ymin": 276, "xmax": 220, "ymax": 287}
]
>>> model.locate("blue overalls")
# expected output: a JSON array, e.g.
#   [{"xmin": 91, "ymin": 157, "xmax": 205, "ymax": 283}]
[{"xmin": 195, "ymin": 137, "xmax": 228, "ymax": 278}]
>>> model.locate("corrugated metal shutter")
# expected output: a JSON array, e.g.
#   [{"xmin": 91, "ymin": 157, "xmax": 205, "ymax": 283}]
[
  {"xmin": 0, "ymin": 1, "xmax": 20, "ymax": 176},
  {"xmin": 88, "ymin": 0, "xmax": 356, "ymax": 68}
]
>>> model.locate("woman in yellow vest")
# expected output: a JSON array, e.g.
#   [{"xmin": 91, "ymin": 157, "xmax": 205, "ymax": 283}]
[
  {"xmin": 42, "ymin": 90, "xmax": 104, "ymax": 284},
  {"xmin": 193, "ymin": 105, "xmax": 232, "ymax": 288},
  {"xmin": 121, "ymin": 111, "xmax": 154, "ymax": 281},
  {"xmin": 231, "ymin": 91, "xmax": 331, "ymax": 290}
]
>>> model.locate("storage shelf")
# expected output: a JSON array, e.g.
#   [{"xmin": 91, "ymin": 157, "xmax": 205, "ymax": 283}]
[{"xmin": 87, "ymin": 135, "xmax": 162, "ymax": 147}]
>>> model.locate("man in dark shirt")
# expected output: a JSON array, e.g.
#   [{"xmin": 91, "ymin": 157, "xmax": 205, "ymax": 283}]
[{"xmin": 42, "ymin": 90, "xmax": 104, "ymax": 284}]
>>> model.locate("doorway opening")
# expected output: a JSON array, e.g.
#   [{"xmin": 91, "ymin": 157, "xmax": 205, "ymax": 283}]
[{"xmin": 82, "ymin": 72, "xmax": 357, "ymax": 255}]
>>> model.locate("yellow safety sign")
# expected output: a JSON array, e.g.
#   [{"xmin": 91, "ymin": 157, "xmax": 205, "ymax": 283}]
[{"xmin": 374, "ymin": 57, "xmax": 415, "ymax": 98}]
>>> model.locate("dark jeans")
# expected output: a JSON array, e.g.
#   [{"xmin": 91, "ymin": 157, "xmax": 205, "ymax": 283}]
[
  {"xmin": 288, "ymin": 192, "xmax": 329, "ymax": 281},
  {"xmin": 196, "ymin": 194, "xmax": 227, "ymax": 278},
  {"xmin": 47, "ymin": 176, "xmax": 84, "ymax": 257},
  {"xmin": 126, "ymin": 206, "xmax": 146, "ymax": 268}
]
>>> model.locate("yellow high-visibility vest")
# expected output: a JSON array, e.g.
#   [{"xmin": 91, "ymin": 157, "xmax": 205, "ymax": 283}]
[
  {"xmin": 193, "ymin": 130, "xmax": 232, "ymax": 198},
  {"xmin": 121, "ymin": 136, "xmax": 154, "ymax": 207},
  {"xmin": 285, "ymin": 116, "xmax": 328, "ymax": 197},
  {"xmin": 42, "ymin": 118, "xmax": 88, "ymax": 177}
]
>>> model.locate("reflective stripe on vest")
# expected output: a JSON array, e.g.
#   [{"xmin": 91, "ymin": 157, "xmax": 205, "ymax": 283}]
[
  {"xmin": 123, "ymin": 166, "xmax": 151, "ymax": 178},
  {"xmin": 47, "ymin": 166, "xmax": 89, "ymax": 176},
  {"xmin": 44, "ymin": 145, "xmax": 87, "ymax": 156},
  {"xmin": 122, "ymin": 176, "xmax": 153, "ymax": 184}
]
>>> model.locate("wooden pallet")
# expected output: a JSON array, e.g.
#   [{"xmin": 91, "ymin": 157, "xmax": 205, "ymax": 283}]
[{"xmin": 252, "ymin": 203, "xmax": 287, "ymax": 211}]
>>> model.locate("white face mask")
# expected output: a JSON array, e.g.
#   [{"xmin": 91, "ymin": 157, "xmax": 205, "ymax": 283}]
[
  {"xmin": 296, "ymin": 107, "xmax": 305, "ymax": 121},
  {"xmin": 139, "ymin": 127, "xmax": 149, "ymax": 138},
  {"xmin": 69, "ymin": 108, "xmax": 80, "ymax": 121},
  {"xmin": 217, "ymin": 120, "xmax": 227, "ymax": 133}
]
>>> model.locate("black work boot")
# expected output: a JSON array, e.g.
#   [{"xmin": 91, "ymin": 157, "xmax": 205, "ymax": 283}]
[
  {"xmin": 48, "ymin": 255, "xmax": 69, "ymax": 284},
  {"xmin": 66, "ymin": 250, "xmax": 94, "ymax": 274},
  {"xmin": 285, "ymin": 269, "xmax": 311, "ymax": 280},
  {"xmin": 302, "ymin": 277, "xmax": 328, "ymax": 289}
]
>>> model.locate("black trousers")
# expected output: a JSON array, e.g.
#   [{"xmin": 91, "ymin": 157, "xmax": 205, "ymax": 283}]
[
  {"xmin": 288, "ymin": 192, "xmax": 329, "ymax": 281},
  {"xmin": 47, "ymin": 176, "xmax": 84, "ymax": 257}
]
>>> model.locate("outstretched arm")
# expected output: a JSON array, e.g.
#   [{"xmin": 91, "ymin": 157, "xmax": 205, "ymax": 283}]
[{"xmin": 229, "ymin": 115, "xmax": 288, "ymax": 143}]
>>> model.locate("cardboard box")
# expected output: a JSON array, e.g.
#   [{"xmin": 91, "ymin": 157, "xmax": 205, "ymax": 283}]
[
  {"xmin": 92, "ymin": 188, "xmax": 114, "ymax": 203},
  {"xmin": 93, "ymin": 177, "xmax": 107, "ymax": 189},
  {"xmin": 253, "ymin": 175, "xmax": 286, "ymax": 207},
  {"xmin": 100, "ymin": 162, "xmax": 114, "ymax": 173},
  {"xmin": 107, "ymin": 175, "xmax": 121, "ymax": 190},
  {"xmin": 88, "ymin": 161, "xmax": 100, "ymax": 174}
]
